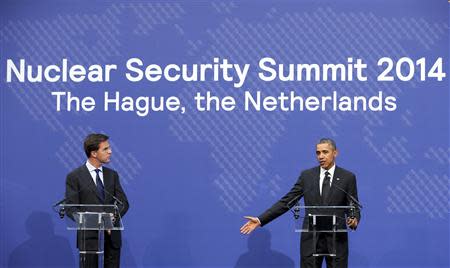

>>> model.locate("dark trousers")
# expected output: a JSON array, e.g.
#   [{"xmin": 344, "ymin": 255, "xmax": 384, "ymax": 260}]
[
  {"xmin": 301, "ymin": 255, "xmax": 347, "ymax": 268},
  {"xmin": 301, "ymin": 234, "xmax": 348, "ymax": 268},
  {"xmin": 79, "ymin": 232, "xmax": 121, "ymax": 268},
  {"xmin": 104, "ymin": 232, "xmax": 121, "ymax": 268}
]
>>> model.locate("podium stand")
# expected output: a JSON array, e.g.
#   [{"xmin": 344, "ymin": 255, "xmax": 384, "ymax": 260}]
[
  {"xmin": 60, "ymin": 204, "xmax": 124, "ymax": 267},
  {"xmin": 294, "ymin": 205, "xmax": 355, "ymax": 257}
]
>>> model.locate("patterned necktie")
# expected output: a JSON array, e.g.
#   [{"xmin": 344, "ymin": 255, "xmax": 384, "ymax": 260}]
[
  {"xmin": 322, "ymin": 171, "xmax": 331, "ymax": 204},
  {"xmin": 94, "ymin": 169, "xmax": 105, "ymax": 202}
]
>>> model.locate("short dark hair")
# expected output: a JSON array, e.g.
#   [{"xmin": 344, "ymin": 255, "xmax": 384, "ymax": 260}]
[
  {"xmin": 317, "ymin": 138, "xmax": 337, "ymax": 150},
  {"xmin": 84, "ymin": 133, "xmax": 109, "ymax": 158}
]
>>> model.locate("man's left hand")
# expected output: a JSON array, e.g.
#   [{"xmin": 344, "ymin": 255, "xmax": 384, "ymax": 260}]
[{"xmin": 347, "ymin": 217, "xmax": 358, "ymax": 230}]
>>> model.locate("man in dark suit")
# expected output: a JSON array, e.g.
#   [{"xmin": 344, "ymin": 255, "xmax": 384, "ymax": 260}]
[
  {"xmin": 240, "ymin": 138, "xmax": 360, "ymax": 268},
  {"xmin": 66, "ymin": 133, "xmax": 129, "ymax": 268}
]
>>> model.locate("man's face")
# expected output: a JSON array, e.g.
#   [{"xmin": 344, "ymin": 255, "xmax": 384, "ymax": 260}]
[
  {"xmin": 316, "ymin": 143, "xmax": 338, "ymax": 170},
  {"xmin": 92, "ymin": 141, "xmax": 112, "ymax": 164}
]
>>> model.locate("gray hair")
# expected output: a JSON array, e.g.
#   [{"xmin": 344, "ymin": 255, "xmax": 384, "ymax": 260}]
[{"xmin": 317, "ymin": 138, "xmax": 337, "ymax": 150}]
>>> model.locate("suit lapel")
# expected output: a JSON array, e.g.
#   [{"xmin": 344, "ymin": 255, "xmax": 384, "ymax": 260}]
[
  {"xmin": 80, "ymin": 165, "xmax": 104, "ymax": 203},
  {"xmin": 312, "ymin": 167, "xmax": 322, "ymax": 205},
  {"xmin": 103, "ymin": 168, "xmax": 113, "ymax": 204}
]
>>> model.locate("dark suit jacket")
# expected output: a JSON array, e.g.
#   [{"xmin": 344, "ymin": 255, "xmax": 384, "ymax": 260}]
[
  {"xmin": 65, "ymin": 164, "xmax": 129, "ymax": 250},
  {"xmin": 258, "ymin": 166, "xmax": 360, "ymax": 257}
]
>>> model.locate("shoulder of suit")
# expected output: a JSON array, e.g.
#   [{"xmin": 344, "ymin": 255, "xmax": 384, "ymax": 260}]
[
  {"xmin": 102, "ymin": 166, "xmax": 118, "ymax": 175},
  {"xmin": 301, "ymin": 166, "xmax": 320, "ymax": 175},
  {"xmin": 336, "ymin": 166, "xmax": 356, "ymax": 178},
  {"xmin": 67, "ymin": 165, "xmax": 87, "ymax": 177}
]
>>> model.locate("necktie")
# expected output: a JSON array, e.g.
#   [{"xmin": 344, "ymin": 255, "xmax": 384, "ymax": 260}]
[
  {"xmin": 322, "ymin": 171, "xmax": 331, "ymax": 204},
  {"xmin": 94, "ymin": 169, "xmax": 105, "ymax": 202}
]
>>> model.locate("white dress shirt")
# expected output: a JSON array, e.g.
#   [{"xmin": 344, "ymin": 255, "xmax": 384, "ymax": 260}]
[
  {"xmin": 86, "ymin": 160, "xmax": 104, "ymax": 185},
  {"xmin": 319, "ymin": 164, "xmax": 336, "ymax": 195}
]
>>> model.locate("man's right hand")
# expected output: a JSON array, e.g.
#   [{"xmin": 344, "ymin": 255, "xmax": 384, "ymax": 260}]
[{"xmin": 240, "ymin": 216, "xmax": 261, "ymax": 235}]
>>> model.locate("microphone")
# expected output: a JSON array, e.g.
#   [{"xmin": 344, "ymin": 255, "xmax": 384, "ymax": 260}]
[
  {"xmin": 331, "ymin": 182, "xmax": 363, "ymax": 208},
  {"xmin": 103, "ymin": 188, "xmax": 125, "ymax": 223},
  {"xmin": 54, "ymin": 168, "xmax": 127, "ymax": 222},
  {"xmin": 286, "ymin": 186, "xmax": 313, "ymax": 219},
  {"xmin": 331, "ymin": 181, "xmax": 362, "ymax": 219},
  {"xmin": 52, "ymin": 190, "xmax": 81, "ymax": 207},
  {"xmin": 104, "ymin": 189, "xmax": 123, "ymax": 206},
  {"xmin": 58, "ymin": 208, "xmax": 66, "ymax": 219},
  {"xmin": 52, "ymin": 189, "xmax": 84, "ymax": 219},
  {"xmin": 52, "ymin": 180, "xmax": 108, "ymax": 219}
]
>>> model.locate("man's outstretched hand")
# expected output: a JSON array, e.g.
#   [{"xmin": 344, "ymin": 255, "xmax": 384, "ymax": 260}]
[
  {"xmin": 347, "ymin": 217, "xmax": 358, "ymax": 230},
  {"xmin": 240, "ymin": 216, "xmax": 261, "ymax": 235}
]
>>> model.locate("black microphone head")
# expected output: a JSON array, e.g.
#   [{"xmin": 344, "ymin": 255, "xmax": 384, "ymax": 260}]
[{"xmin": 59, "ymin": 208, "xmax": 65, "ymax": 219}]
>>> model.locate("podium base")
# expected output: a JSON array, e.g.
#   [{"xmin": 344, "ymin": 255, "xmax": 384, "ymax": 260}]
[{"xmin": 312, "ymin": 253, "xmax": 337, "ymax": 257}]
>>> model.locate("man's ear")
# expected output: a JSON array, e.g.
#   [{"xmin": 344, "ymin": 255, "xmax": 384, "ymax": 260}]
[{"xmin": 334, "ymin": 149, "xmax": 339, "ymax": 157}]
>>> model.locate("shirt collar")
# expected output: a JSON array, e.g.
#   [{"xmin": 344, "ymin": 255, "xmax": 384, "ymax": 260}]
[
  {"xmin": 86, "ymin": 160, "xmax": 103, "ymax": 173},
  {"xmin": 320, "ymin": 164, "xmax": 336, "ymax": 176}
]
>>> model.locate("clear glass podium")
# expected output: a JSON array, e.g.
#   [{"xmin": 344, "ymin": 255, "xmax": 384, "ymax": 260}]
[
  {"xmin": 294, "ymin": 205, "xmax": 356, "ymax": 257},
  {"xmin": 60, "ymin": 204, "xmax": 124, "ymax": 267}
]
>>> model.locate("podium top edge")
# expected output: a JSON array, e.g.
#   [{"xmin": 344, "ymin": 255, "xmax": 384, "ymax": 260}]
[{"xmin": 294, "ymin": 205, "xmax": 356, "ymax": 209}]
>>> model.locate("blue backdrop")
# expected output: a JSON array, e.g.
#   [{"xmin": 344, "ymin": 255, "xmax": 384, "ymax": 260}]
[{"xmin": 1, "ymin": 0, "xmax": 448, "ymax": 267}]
